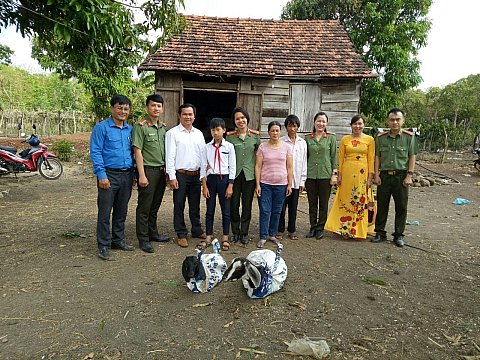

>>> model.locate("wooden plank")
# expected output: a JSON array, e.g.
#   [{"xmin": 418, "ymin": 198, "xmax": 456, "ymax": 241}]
[
  {"xmin": 239, "ymin": 78, "xmax": 252, "ymax": 91},
  {"xmin": 289, "ymin": 84, "xmax": 322, "ymax": 132},
  {"xmin": 321, "ymin": 101, "xmax": 359, "ymax": 112},
  {"xmin": 183, "ymin": 81, "xmax": 237, "ymax": 91},
  {"xmin": 156, "ymin": 90, "xmax": 180, "ymax": 129},
  {"xmin": 264, "ymin": 94, "xmax": 289, "ymax": 103},
  {"xmin": 253, "ymin": 86, "xmax": 289, "ymax": 96},
  {"xmin": 322, "ymin": 93, "xmax": 359, "ymax": 102},
  {"xmin": 252, "ymin": 78, "xmax": 290, "ymax": 89},
  {"xmin": 263, "ymin": 101, "xmax": 289, "ymax": 110},
  {"xmin": 237, "ymin": 92, "xmax": 263, "ymax": 131},
  {"xmin": 155, "ymin": 73, "xmax": 182, "ymax": 88},
  {"xmin": 262, "ymin": 108, "xmax": 289, "ymax": 118}
]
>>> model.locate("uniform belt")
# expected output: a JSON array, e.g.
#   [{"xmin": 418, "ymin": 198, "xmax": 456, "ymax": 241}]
[
  {"xmin": 381, "ymin": 170, "xmax": 406, "ymax": 175},
  {"xmin": 144, "ymin": 165, "xmax": 165, "ymax": 170},
  {"xmin": 106, "ymin": 168, "xmax": 132, "ymax": 172},
  {"xmin": 177, "ymin": 169, "xmax": 199, "ymax": 176}
]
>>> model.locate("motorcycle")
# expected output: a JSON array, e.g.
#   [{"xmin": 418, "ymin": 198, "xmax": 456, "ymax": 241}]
[
  {"xmin": 474, "ymin": 148, "xmax": 480, "ymax": 172},
  {"xmin": 0, "ymin": 127, "xmax": 63, "ymax": 180}
]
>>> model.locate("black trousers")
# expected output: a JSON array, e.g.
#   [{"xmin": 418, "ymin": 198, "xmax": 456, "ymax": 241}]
[
  {"xmin": 230, "ymin": 170, "xmax": 256, "ymax": 236},
  {"xmin": 205, "ymin": 174, "xmax": 231, "ymax": 236},
  {"xmin": 278, "ymin": 188, "xmax": 300, "ymax": 234},
  {"xmin": 96, "ymin": 169, "xmax": 133, "ymax": 247},
  {"xmin": 173, "ymin": 171, "xmax": 203, "ymax": 238},
  {"xmin": 135, "ymin": 166, "xmax": 166, "ymax": 243},
  {"xmin": 374, "ymin": 172, "xmax": 409, "ymax": 237},
  {"xmin": 305, "ymin": 178, "xmax": 331, "ymax": 231}
]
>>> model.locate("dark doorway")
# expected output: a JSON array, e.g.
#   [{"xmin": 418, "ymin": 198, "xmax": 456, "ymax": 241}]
[{"xmin": 183, "ymin": 90, "xmax": 237, "ymax": 142}]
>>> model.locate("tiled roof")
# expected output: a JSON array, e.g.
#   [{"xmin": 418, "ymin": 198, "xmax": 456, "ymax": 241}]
[{"xmin": 138, "ymin": 15, "xmax": 376, "ymax": 79}]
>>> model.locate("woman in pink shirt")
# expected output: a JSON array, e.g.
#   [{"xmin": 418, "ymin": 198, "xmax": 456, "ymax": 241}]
[{"xmin": 255, "ymin": 121, "xmax": 293, "ymax": 248}]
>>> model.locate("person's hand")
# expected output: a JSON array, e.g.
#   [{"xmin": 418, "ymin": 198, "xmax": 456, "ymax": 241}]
[
  {"xmin": 202, "ymin": 184, "xmax": 210, "ymax": 199},
  {"xmin": 225, "ymin": 184, "xmax": 233, "ymax": 199},
  {"xmin": 286, "ymin": 186, "xmax": 292, "ymax": 197},
  {"xmin": 367, "ymin": 175, "xmax": 373, "ymax": 189},
  {"xmin": 330, "ymin": 174, "xmax": 338, "ymax": 186},
  {"xmin": 138, "ymin": 174, "xmax": 149, "ymax": 187},
  {"xmin": 337, "ymin": 173, "xmax": 342, "ymax": 187},
  {"xmin": 374, "ymin": 174, "xmax": 381, "ymax": 186},
  {"xmin": 169, "ymin": 179, "xmax": 179, "ymax": 189},
  {"xmin": 98, "ymin": 178, "xmax": 110, "ymax": 190},
  {"xmin": 255, "ymin": 185, "xmax": 261, "ymax": 197},
  {"xmin": 299, "ymin": 186, "xmax": 304, "ymax": 193},
  {"xmin": 403, "ymin": 174, "xmax": 413, "ymax": 188}
]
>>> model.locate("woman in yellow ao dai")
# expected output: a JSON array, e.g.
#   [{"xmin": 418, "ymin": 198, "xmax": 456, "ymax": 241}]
[{"xmin": 325, "ymin": 115, "xmax": 375, "ymax": 239}]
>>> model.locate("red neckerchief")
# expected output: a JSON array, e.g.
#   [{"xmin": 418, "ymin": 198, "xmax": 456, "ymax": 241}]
[{"xmin": 212, "ymin": 141, "xmax": 222, "ymax": 178}]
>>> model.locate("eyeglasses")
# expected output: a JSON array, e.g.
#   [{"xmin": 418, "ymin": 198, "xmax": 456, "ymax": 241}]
[{"xmin": 113, "ymin": 106, "xmax": 130, "ymax": 112}]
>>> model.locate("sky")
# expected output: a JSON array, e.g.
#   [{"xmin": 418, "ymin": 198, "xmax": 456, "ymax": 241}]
[{"xmin": 0, "ymin": 0, "xmax": 479, "ymax": 90}]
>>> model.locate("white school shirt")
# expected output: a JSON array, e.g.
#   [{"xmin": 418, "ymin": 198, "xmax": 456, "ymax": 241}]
[
  {"xmin": 200, "ymin": 138, "xmax": 236, "ymax": 183},
  {"xmin": 281, "ymin": 135, "xmax": 307, "ymax": 189},
  {"xmin": 165, "ymin": 124, "xmax": 206, "ymax": 180}
]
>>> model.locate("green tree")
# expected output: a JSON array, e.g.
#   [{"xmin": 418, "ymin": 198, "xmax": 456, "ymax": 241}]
[
  {"xmin": 282, "ymin": 0, "xmax": 432, "ymax": 123},
  {"xmin": 1, "ymin": 0, "xmax": 185, "ymax": 118},
  {"xmin": 0, "ymin": 44, "xmax": 14, "ymax": 65}
]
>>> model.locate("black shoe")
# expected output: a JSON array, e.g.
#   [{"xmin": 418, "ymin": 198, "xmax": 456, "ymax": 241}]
[
  {"xmin": 111, "ymin": 241, "xmax": 135, "ymax": 251},
  {"xmin": 316, "ymin": 230, "xmax": 324, "ymax": 239},
  {"xmin": 98, "ymin": 246, "xmax": 109, "ymax": 260},
  {"xmin": 231, "ymin": 234, "xmax": 239, "ymax": 243},
  {"xmin": 372, "ymin": 233, "xmax": 387, "ymax": 243},
  {"xmin": 140, "ymin": 241, "xmax": 155, "ymax": 253},
  {"xmin": 394, "ymin": 236, "xmax": 405, "ymax": 247},
  {"xmin": 150, "ymin": 235, "xmax": 170, "ymax": 242},
  {"xmin": 306, "ymin": 228, "xmax": 316, "ymax": 238},
  {"xmin": 240, "ymin": 234, "xmax": 249, "ymax": 245}
]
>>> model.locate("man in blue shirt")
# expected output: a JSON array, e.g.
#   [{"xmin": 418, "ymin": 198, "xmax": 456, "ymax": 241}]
[{"xmin": 90, "ymin": 94, "xmax": 135, "ymax": 260}]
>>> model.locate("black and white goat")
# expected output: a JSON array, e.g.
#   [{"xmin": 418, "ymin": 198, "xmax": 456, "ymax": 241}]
[
  {"xmin": 182, "ymin": 239, "xmax": 227, "ymax": 293},
  {"xmin": 223, "ymin": 243, "xmax": 287, "ymax": 299}
]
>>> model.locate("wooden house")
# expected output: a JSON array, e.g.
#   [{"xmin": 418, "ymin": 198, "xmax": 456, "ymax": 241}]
[{"xmin": 138, "ymin": 15, "xmax": 375, "ymax": 138}]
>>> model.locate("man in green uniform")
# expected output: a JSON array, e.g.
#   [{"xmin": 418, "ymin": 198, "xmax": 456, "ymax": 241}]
[
  {"xmin": 226, "ymin": 110, "xmax": 260, "ymax": 245},
  {"xmin": 132, "ymin": 94, "xmax": 169, "ymax": 253},
  {"xmin": 373, "ymin": 108, "xmax": 417, "ymax": 247}
]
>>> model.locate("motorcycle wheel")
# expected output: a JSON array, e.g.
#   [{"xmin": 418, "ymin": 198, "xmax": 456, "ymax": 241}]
[
  {"xmin": 475, "ymin": 161, "xmax": 480, "ymax": 172},
  {"xmin": 37, "ymin": 157, "xmax": 63, "ymax": 180}
]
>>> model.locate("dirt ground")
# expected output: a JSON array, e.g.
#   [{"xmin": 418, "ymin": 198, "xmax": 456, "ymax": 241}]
[{"xmin": 1, "ymin": 133, "xmax": 479, "ymax": 360}]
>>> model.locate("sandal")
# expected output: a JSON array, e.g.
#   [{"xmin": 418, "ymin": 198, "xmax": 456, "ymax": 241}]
[
  {"xmin": 276, "ymin": 232, "xmax": 284, "ymax": 241},
  {"xmin": 288, "ymin": 232, "xmax": 299, "ymax": 240},
  {"xmin": 268, "ymin": 236, "xmax": 278, "ymax": 244},
  {"xmin": 221, "ymin": 241, "xmax": 230, "ymax": 251},
  {"xmin": 196, "ymin": 240, "xmax": 207, "ymax": 250},
  {"xmin": 256, "ymin": 239, "xmax": 267, "ymax": 249}
]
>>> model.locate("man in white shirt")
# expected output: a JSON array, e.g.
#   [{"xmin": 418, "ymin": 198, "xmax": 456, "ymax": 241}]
[
  {"xmin": 165, "ymin": 104, "xmax": 206, "ymax": 247},
  {"xmin": 278, "ymin": 115, "xmax": 308, "ymax": 240}
]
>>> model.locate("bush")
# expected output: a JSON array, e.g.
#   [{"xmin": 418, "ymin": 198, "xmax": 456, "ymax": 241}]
[{"xmin": 52, "ymin": 139, "xmax": 74, "ymax": 161}]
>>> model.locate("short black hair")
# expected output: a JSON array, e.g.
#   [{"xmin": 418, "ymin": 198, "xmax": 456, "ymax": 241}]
[
  {"xmin": 232, "ymin": 107, "xmax": 250, "ymax": 124},
  {"xmin": 178, "ymin": 103, "xmax": 196, "ymax": 115},
  {"xmin": 110, "ymin": 94, "xmax": 131, "ymax": 107},
  {"xmin": 285, "ymin": 114, "xmax": 300, "ymax": 128},
  {"xmin": 388, "ymin": 108, "xmax": 404, "ymax": 117},
  {"xmin": 146, "ymin": 94, "xmax": 164, "ymax": 106},
  {"xmin": 210, "ymin": 117, "xmax": 226, "ymax": 129},
  {"xmin": 268, "ymin": 120, "xmax": 282, "ymax": 131}
]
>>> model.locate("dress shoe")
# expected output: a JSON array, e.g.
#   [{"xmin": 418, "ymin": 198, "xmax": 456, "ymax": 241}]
[
  {"xmin": 140, "ymin": 240, "xmax": 155, "ymax": 253},
  {"xmin": 306, "ymin": 228, "xmax": 316, "ymax": 238},
  {"xmin": 111, "ymin": 241, "xmax": 135, "ymax": 251},
  {"xmin": 98, "ymin": 246, "xmax": 109, "ymax": 260},
  {"xmin": 316, "ymin": 230, "xmax": 324, "ymax": 239},
  {"xmin": 150, "ymin": 235, "xmax": 170, "ymax": 242},
  {"xmin": 231, "ymin": 234, "xmax": 239, "ymax": 243},
  {"xmin": 372, "ymin": 233, "xmax": 387, "ymax": 243},
  {"xmin": 394, "ymin": 236, "xmax": 405, "ymax": 247},
  {"xmin": 177, "ymin": 238, "xmax": 189, "ymax": 248},
  {"xmin": 240, "ymin": 234, "xmax": 249, "ymax": 245}
]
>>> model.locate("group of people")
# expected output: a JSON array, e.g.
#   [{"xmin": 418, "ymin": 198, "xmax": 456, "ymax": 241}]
[{"xmin": 90, "ymin": 94, "xmax": 416, "ymax": 260}]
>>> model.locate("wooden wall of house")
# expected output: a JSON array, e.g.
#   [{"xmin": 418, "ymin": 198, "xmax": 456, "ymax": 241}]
[{"xmin": 155, "ymin": 73, "xmax": 182, "ymax": 129}]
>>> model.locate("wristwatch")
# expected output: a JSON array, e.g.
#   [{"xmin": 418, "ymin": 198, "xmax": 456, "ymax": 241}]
[{"xmin": 406, "ymin": 171, "xmax": 414, "ymax": 175}]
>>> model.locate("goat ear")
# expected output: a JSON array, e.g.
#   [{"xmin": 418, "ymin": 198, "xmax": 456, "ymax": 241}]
[
  {"xmin": 223, "ymin": 258, "xmax": 245, "ymax": 282},
  {"xmin": 182, "ymin": 258, "xmax": 191, "ymax": 282},
  {"xmin": 245, "ymin": 263, "xmax": 262, "ymax": 289},
  {"xmin": 197, "ymin": 262, "xmax": 206, "ymax": 281}
]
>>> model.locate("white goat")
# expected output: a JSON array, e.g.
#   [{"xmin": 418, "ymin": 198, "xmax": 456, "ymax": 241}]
[{"xmin": 223, "ymin": 243, "xmax": 287, "ymax": 299}]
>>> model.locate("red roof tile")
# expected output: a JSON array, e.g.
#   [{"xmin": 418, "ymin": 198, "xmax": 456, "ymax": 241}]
[{"xmin": 138, "ymin": 15, "xmax": 375, "ymax": 79}]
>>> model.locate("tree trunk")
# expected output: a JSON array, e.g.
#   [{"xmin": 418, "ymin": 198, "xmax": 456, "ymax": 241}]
[{"xmin": 441, "ymin": 125, "xmax": 448, "ymax": 164}]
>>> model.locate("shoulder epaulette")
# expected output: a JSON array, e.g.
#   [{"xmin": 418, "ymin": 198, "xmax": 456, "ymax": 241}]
[
  {"xmin": 138, "ymin": 120, "xmax": 147, "ymax": 126},
  {"xmin": 249, "ymin": 129, "xmax": 260, "ymax": 135},
  {"xmin": 226, "ymin": 130, "xmax": 237, "ymax": 136},
  {"xmin": 402, "ymin": 129, "xmax": 414, "ymax": 136},
  {"xmin": 305, "ymin": 132, "xmax": 314, "ymax": 139},
  {"xmin": 377, "ymin": 131, "xmax": 389, "ymax": 137}
]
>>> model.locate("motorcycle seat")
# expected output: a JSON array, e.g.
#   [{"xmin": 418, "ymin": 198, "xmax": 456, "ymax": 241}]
[{"xmin": 0, "ymin": 146, "xmax": 17, "ymax": 154}]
